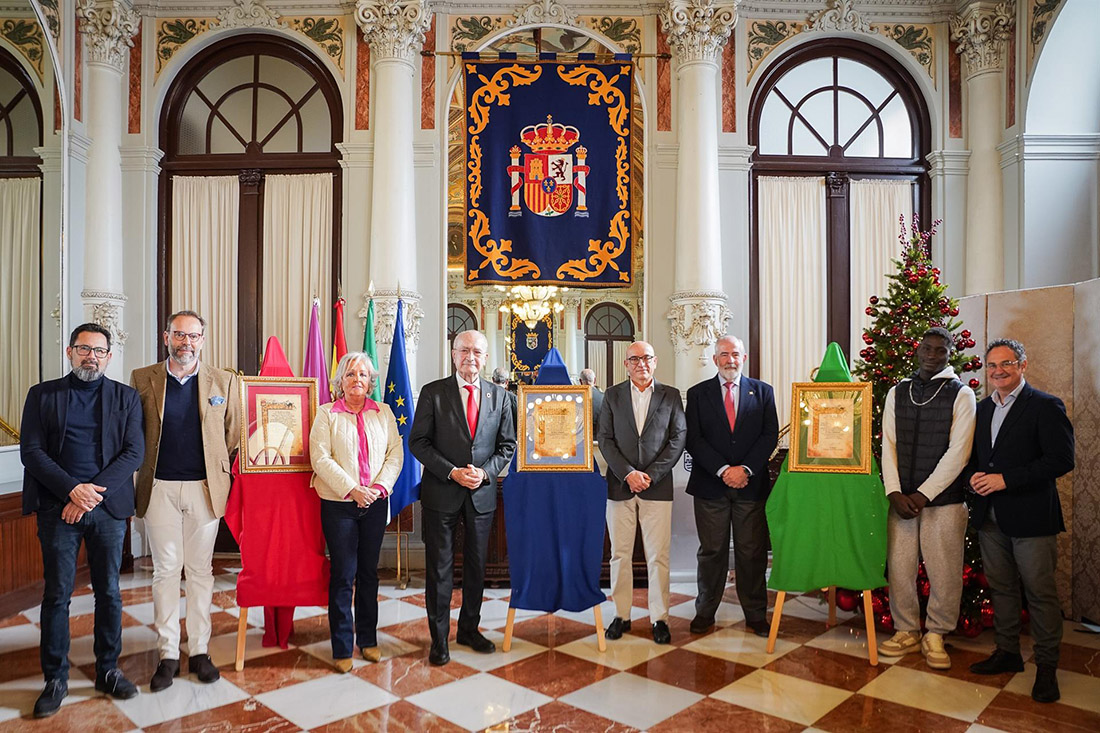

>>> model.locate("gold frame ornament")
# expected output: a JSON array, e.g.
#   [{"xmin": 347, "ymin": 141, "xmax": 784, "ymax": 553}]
[
  {"xmin": 239, "ymin": 376, "xmax": 319, "ymax": 474},
  {"xmin": 516, "ymin": 385, "xmax": 594, "ymax": 472},
  {"xmin": 789, "ymin": 382, "xmax": 873, "ymax": 474}
]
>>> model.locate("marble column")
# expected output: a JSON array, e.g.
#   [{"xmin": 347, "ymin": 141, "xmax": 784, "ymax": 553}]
[
  {"xmin": 660, "ymin": 0, "xmax": 737, "ymax": 386},
  {"xmin": 951, "ymin": 1, "xmax": 1014, "ymax": 295},
  {"xmin": 562, "ymin": 295, "xmax": 582, "ymax": 378},
  {"xmin": 481, "ymin": 295, "xmax": 504, "ymax": 373},
  {"xmin": 354, "ymin": 0, "xmax": 431, "ymax": 377},
  {"xmin": 76, "ymin": 0, "xmax": 137, "ymax": 376}
]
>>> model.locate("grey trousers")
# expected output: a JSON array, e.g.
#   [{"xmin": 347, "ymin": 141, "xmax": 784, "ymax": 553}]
[
  {"xmin": 979, "ymin": 515, "xmax": 1062, "ymax": 666},
  {"xmin": 694, "ymin": 496, "xmax": 769, "ymax": 625},
  {"xmin": 887, "ymin": 502, "xmax": 967, "ymax": 635}
]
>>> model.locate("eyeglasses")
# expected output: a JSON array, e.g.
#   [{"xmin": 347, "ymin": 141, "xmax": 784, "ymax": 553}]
[
  {"xmin": 626, "ymin": 355, "xmax": 656, "ymax": 366},
  {"xmin": 170, "ymin": 331, "xmax": 204, "ymax": 342},
  {"xmin": 72, "ymin": 344, "xmax": 110, "ymax": 357},
  {"xmin": 985, "ymin": 360, "xmax": 1020, "ymax": 371}
]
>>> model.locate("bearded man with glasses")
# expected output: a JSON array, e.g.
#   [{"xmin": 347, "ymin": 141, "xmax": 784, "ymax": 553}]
[
  {"xmin": 20, "ymin": 323, "xmax": 145, "ymax": 716},
  {"xmin": 130, "ymin": 310, "xmax": 240, "ymax": 691},
  {"xmin": 965, "ymin": 339, "xmax": 1074, "ymax": 704}
]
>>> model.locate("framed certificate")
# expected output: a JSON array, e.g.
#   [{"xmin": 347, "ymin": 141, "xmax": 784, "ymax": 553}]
[
  {"xmin": 239, "ymin": 376, "xmax": 319, "ymax": 473},
  {"xmin": 789, "ymin": 382, "xmax": 872, "ymax": 474},
  {"xmin": 516, "ymin": 385, "xmax": 594, "ymax": 472}
]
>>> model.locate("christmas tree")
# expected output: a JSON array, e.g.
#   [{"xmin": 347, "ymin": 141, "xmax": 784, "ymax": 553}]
[{"xmin": 844, "ymin": 214, "xmax": 993, "ymax": 638}]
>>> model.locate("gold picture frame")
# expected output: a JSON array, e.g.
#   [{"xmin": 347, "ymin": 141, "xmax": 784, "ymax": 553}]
[
  {"xmin": 789, "ymin": 382, "xmax": 873, "ymax": 474},
  {"xmin": 239, "ymin": 376, "xmax": 319, "ymax": 473},
  {"xmin": 516, "ymin": 384, "xmax": 594, "ymax": 472}
]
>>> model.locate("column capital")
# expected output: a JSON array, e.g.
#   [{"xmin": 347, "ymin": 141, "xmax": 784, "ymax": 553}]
[
  {"xmin": 667, "ymin": 290, "xmax": 730, "ymax": 364},
  {"xmin": 354, "ymin": 0, "xmax": 433, "ymax": 65},
  {"xmin": 81, "ymin": 289, "xmax": 128, "ymax": 346},
  {"xmin": 359, "ymin": 289, "xmax": 424, "ymax": 352},
  {"xmin": 481, "ymin": 295, "xmax": 505, "ymax": 311},
  {"xmin": 950, "ymin": 2, "xmax": 1014, "ymax": 80},
  {"xmin": 659, "ymin": 0, "xmax": 738, "ymax": 68},
  {"xmin": 76, "ymin": 0, "xmax": 139, "ymax": 71}
]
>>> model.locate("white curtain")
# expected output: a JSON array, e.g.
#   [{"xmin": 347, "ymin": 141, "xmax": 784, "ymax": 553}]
[
  {"xmin": 263, "ymin": 173, "xmax": 333, "ymax": 373},
  {"xmin": 758, "ymin": 176, "xmax": 828, "ymax": 430},
  {"xmin": 611, "ymin": 340, "xmax": 629, "ymax": 386},
  {"xmin": 850, "ymin": 179, "xmax": 914, "ymax": 354},
  {"xmin": 0, "ymin": 178, "xmax": 40, "ymax": 445},
  {"xmin": 171, "ymin": 176, "xmax": 239, "ymax": 370},
  {"xmin": 586, "ymin": 341, "xmax": 606, "ymax": 388}
]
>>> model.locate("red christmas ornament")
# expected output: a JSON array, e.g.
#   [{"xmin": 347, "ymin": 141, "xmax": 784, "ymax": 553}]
[
  {"xmin": 863, "ymin": 333, "xmax": 874, "ymax": 345},
  {"xmin": 962, "ymin": 564, "xmax": 976, "ymax": 585},
  {"xmin": 972, "ymin": 358, "xmax": 983, "ymax": 369},
  {"xmin": 969, "ymin": 378, "xmax": 980, "ymax": 389},
  {"xmin": 908, "ymin": 275, "xmax": 920, "ymax": 284},
  {"xmin": 940, "ymin": 306, "xmax": 950, "ymax": 314},
  {"xmin": 869, "ymin": 295, "xmax": 879, "ymax": 305},
  {"xmin": 976, "ymin": 572, "xmax": 989, "ymax": 589},
  {"xmin": 865, "ymin": 307, "xmax": 876, "ymax": 316},
  {"xmin": 917, "ymin": 578, "xmax": 931, "ymax": 599},
  {"xmin": 950, "ymin": 307, "xmax": 960, "ymax": 316},
  {"xmin": 877, "ymin": 612, "xmax": 895, "ymax": 633},
  {"xmin": 871, "ymin": 592, "xmax": 887, "ymax": 616},
  {"xmin": 961, "ymin": 329, "xmax": 972, "ymax": 339},
  {"xmin": 835, "ymin": 589, "xmax": 859, "ymax": 612},
  {"xmin": 980, "ymin": 600, "xmax": 995, "ymax": 628},
  {"xmin": 959, "ymin": 614, "xmax": 983, "ymax": 638},
  {"xmin": 917, "ymin": 562, "xmax": 928, "ymax": 580}
]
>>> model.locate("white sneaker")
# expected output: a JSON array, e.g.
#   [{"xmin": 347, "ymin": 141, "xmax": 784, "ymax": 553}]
[
  {"xmin": 878, "ymin": 630, "xmax": 922, "ymax": 656},
  {"xmin": 922, "ymin": 632, "xmax": 951, "ymax": 669}
]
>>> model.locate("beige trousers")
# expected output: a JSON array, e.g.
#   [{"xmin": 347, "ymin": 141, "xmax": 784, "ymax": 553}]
[
  {"xmin": 606, "ymin": 496, "xmax": 672, "ymax": 622},
  {"xmin": 146, "ymin": 479, "xmax": 220, "ymax": 659}
]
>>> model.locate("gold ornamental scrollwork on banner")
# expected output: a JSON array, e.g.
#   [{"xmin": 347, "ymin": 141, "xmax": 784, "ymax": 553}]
[
  {"xmin": 556, "ymin": 210, "xmax": 630, "ymax": 282},
  {"xmin": 467, "ymin": 210, "xmax": 542, "ymax": 281},
  {"xmin": 558, "ymin": 64, "xmax": 631, "ymax": 209}
]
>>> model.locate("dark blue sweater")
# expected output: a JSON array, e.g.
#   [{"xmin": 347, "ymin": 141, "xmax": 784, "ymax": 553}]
[
  {"xmin": 58, "ymin": 371, "xmax": 103, "ymax": 484},
  {"xmin": 155, "ymin": 372, "xmax": 206, "ymax": 480}
]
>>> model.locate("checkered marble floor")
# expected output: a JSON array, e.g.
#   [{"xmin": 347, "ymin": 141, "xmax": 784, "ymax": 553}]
[{"xmin": 1, "ymin": 557, "xmax": 1099, "ymax": 732}]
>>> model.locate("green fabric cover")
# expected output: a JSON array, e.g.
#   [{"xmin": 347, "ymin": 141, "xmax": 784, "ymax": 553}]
[{"xmin": 765, "ymin": 343, "xmax": 887, "ymax": 593}]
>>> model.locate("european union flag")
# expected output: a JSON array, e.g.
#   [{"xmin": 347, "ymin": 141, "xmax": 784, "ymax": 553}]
[{"xmin": 384, "ymin": 300, "xmax": 420, "ymax": 522}]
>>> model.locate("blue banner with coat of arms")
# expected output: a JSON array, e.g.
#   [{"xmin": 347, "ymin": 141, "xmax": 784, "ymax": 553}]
[{"xmin": 464, "ymin": 56, "xmax": 633, "ymax": 288}]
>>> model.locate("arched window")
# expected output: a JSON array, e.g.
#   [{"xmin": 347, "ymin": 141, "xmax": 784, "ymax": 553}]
[
  {"xmin": 584, "ymin": 303, "xmax": 634, "ymax": 388},
  {"xmin": 447, "ymin": 303, "xmax": 477, "ymax": 343},
  {"xmin": 159, "ymin": 34, "xmax": 343, "ymax": 374},
  {"xmin": 749, "ymin": 40, "xmax": 930, "ymax": 419},
  {"xmin": 0, "ymin": 48, "xmax": 41, "ymax": 169}
]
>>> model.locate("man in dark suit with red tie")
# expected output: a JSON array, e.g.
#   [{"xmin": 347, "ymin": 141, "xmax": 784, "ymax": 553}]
[
  {"xmin": 965, "ymin": 339, "xmax": 1074, "ymax": 704},
  {"xmin": 410, "ymin": 330, "xmax": 516, "ymax": 666},
  {"xmin": 685, "ymin": 335, "xmax": 779, "ymax": 637}
]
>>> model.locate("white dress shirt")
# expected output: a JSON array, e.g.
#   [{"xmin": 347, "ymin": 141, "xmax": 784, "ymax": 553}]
[
  {"xmin": 166, "ymin": 358, "xmax": 200, "ymax": 385},
  {"xmin": 629, "ymin": 379, "xmax": 654, "ymax": 435},
  {"xmin": 990, "ymin": 377, "xmax": 1026, "ymax": 446}
]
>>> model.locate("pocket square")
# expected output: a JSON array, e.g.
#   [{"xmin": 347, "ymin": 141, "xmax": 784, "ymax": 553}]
[{"xmin": 209, "ymin": 396, "xmax": 226, "ymax": 406}]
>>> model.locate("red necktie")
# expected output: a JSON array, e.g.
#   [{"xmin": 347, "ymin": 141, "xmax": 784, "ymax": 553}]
[
  {"xmin": 724, "ymin": 381, "xmax": 737, "ymax": 433},
  {"xmin": 464, "ymin": 384, "xmax": 479, "ymax": 438}
]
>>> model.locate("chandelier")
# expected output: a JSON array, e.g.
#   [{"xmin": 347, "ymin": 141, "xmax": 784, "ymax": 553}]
[{"xmin": 496, "ymin": 285, "xmax": 566, "ymax": 330}]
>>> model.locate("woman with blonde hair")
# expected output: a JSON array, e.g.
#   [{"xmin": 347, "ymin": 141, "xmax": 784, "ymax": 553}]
[{"xmin": 310, "ymin": 352, "xmax": 402, "ymax": 671}]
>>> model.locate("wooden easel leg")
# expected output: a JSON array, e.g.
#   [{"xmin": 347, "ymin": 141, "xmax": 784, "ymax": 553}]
[
  {"xmin": 593, "ymin": 605, "xmax": 606, "ymax": 652},
  {"xmin": 502, "ymin": 608, "xmax": 516, "ymax": 652},
  {"xmin": 766, "ymin": 591, "xmax": 785, "ymax": 654},
  {"xmin": 828, "ymin": 587, "xmax": 837, "ymax": 628},
  {"xmin": 235, "ymin": 608, "xmax": 248, "ymax": 671},
  {"xmin": 862, "ymin": 591, "xmax": 878, "ymax": 666}
]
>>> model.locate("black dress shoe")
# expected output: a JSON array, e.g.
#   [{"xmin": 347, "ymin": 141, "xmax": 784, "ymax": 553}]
[
  {"xmin": 689, "ymin": 615, "xmax": 714, "ymax": 634},
  {"xmin": 604, "ymin": 617, "xmax": 631, "ymax": 640},
  {"xmin": 95, "ymin": 668, "xmax": 139, "ymax": 700},
  {"xmin": 652, "ymin": 620, "xmax": 671, "ymax": 644},
  {"xmin": 747, "ymin": 619, "xmax": 770, "ymax": 638},
  {"xmin": 429, "ymin": 641, "xmax": 450, "ymax": 666},
  {"xmin": 33, "ymin": 679, "xmax": 67, "ymax": 718},
  {"xmin": 150, "ymin": 658, "xmax": 180, "ymax": 692},
  {"xmin": 1032, "ymin": 664, "xmax": 1060, "ymax": 703},
  {"xmin": 969, "ymin": 648, "xmax": 1025, "ymax": 675},
  {"xmin": 456, "ymin": 630, "xmax": 496, "ymax": 654},
  {"xmin": 188, "ymin": 654, "xmax": 221, "ymax": 683}
]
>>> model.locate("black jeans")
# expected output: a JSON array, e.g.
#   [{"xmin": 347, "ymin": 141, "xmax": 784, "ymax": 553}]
[
  {"xmin": 319, "ymin": 498, "xmax": 388, "ymax": 659},
  {"xmin": 37, "ymin": 505, "xmax": 127, "ymax": 682}
]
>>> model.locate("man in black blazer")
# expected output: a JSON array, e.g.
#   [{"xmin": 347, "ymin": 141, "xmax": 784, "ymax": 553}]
[
  {"xmin": 685, "ymin": 335, "xmax": 778, "ymax": 637},
  {"xmin": 598, "ymin": 341, "xmax": 686, "ymax": 644},
  {"xmin": 410, "ymin": 330, "xmax": 516, "ymax": 665},
  {"xmin": 20, "ymin": 323, "xmax": 144, "ymax": 717},
  {"xmin": 966, "ymin": 339, "xmax": 1074, "ymax": 704}
]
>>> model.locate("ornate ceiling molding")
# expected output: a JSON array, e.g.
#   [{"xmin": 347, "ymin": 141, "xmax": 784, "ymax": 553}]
[
  {"xmin": 807, "ymin": 0, "xmax": 872, "ymax": 34},
  {"xmin": 507, "ymin": 0, "xmax": 579, "ymax": 28},
  {"xmin": 76, "ymin": 0, "xmax": 139, "ymax": 71},
  {"xmin": 210, "ymin": 0, "xmax": 281, "ymax": 30},
  {"xmin": 660, "ymin": 0, "xmax": 738, "ymax": 66},
  {"xmin": 354, "ymin": 0, "xmax": 433, "ymax": 63},
  {"xmin": 950, "ymin": 1, "xmax": 1014, "ymax": 80}
]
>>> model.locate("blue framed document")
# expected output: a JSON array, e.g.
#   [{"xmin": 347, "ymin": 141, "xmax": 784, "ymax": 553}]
[{"xmin": 516, "ymin": 385, "xmax": 593, "ymax": 471}]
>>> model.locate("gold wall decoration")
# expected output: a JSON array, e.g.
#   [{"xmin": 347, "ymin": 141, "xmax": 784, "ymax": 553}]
[
  {"xmin": 0, "ymin": 18, "xmax": 45, "ymax": 81},
  {"xmin": 876, "ymin": 23, "xmax": 935, "ymax": 86},
  {"xmin": 581, "ymin": 16, "xmax": 642, "ymax": 54},
  {"xmin": 156, "ymin": 18, "xmax": 211, "ymax": 75},
  {"xmin": 746, "ymin": 19, "xmax": 803, "ymax": 80},
  {"xmin": 284, "ymin": 17, "xmax": 345, "ymax": 72}
]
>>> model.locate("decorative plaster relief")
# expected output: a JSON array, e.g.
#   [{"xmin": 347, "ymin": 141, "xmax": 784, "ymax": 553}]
[
  {"xmin": 284, "ymin": 17, "xmax": 345, "ymax": 71},
  {"xmin": 355, "ymin": 0, "xmax": 433, "ymax": 64},
  {"xmin": 450, "ymin": 15, "xmax": 504, "ymax": 53},
  {"xmin": 211, "ymin": 0, "xmax": 280, "ymax": 30},
  {"xmin": 359, "ymin": 289, "xmax": 424, "ymax": 351},
  {"xmin": 667, "ymin": 290, "xmax": 731, "ymax": 363},
  {"xmin": 1028, "ymin": 0, "xmax": 1062, "ymax": 77},
  {"xmin": 76, "ymin": 0, "xmax": 139, "ymax": 70},
  {"xmin": 660, "ymin": 0, "xmax": 738, "ymax": 66},
  {"xmin": 155, "ymin": 19, "xmax": 210, "ymax": 75},
  {"xmin": 82, "ymin": 290, "xmax": 128, "ymax": 346},
  {"xmin": 950, "ymin": 2, "xmax": 1014, "ymax": 80},
  {"xmin": 0, "ymin": 18, "xmax": 46, "ymax": 80},
  {"xmin": 38, "ymin": 0, "xmax": 59, "ymax": 44},
  {"xmin": 746, "ymin": 19, "xmax": 802, "ymax": 79},
  {"xmin": 807, "ymin": 0, "xmax": 870, "ymax": 34},
  {"xmin": 508, "ymin": 0, "xmax": 580, "ymax": 29}
]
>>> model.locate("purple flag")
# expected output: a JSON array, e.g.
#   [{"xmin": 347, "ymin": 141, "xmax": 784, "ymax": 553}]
[{"xmin": 303, "ymin": 299, "xmax": 332, "ymax": 404}]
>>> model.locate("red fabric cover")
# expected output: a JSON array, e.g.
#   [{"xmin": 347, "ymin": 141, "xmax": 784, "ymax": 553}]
[{"xmin": 224, "ymin": 336, "xmax": 329, "ymax": 646}]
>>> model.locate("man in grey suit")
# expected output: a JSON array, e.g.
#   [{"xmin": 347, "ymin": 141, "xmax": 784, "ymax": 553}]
[
  {"xmin": 579, "ymin": 368, "xmax": 604, "ymax": 436},
  {"xmin": 410, "ymin": 330, "xmax": 516, "ymax": 666},
  {"xmin": 598, "ymin": 341, "xmax": 686, "ymax": 644}
]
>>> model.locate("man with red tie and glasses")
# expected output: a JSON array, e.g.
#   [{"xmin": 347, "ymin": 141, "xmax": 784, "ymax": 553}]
[
  {"xmin": 684, "ymin": 335, "xmax": 779, "ymax": 638},
  {"xmin": 410, "ymin": 330, "xmax": 516, "ymax": 666}
]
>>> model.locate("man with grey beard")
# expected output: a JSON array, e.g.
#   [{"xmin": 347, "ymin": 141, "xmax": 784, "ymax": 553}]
[
  {"xmin": 130, "ymin": 311, "xmax": 239, "ymax": 690},
  {"xmin": 21, "ymin": 323, "xmax": 144, "ymax": 717}
]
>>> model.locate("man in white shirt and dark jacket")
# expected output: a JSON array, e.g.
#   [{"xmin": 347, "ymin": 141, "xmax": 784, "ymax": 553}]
[{"xmin": 878, "ymin": 327, "xmax": 976, "ymax": 670}]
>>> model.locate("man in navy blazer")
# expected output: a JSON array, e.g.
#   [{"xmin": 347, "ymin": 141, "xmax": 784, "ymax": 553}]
[
  {"xmin": 685, "ymin": 335, "xmax": 778, "ymax": 637},
  {"xmin": 20, "ymin": 323, "xmax": 144, "ymax": 717},
  {"xmin": 410, "ymin": 330, "xmax": 516, "ymax": 666},
  {"xmin": 965, "ymin": 339, "xmax": 1074, "ymax": 704}
]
